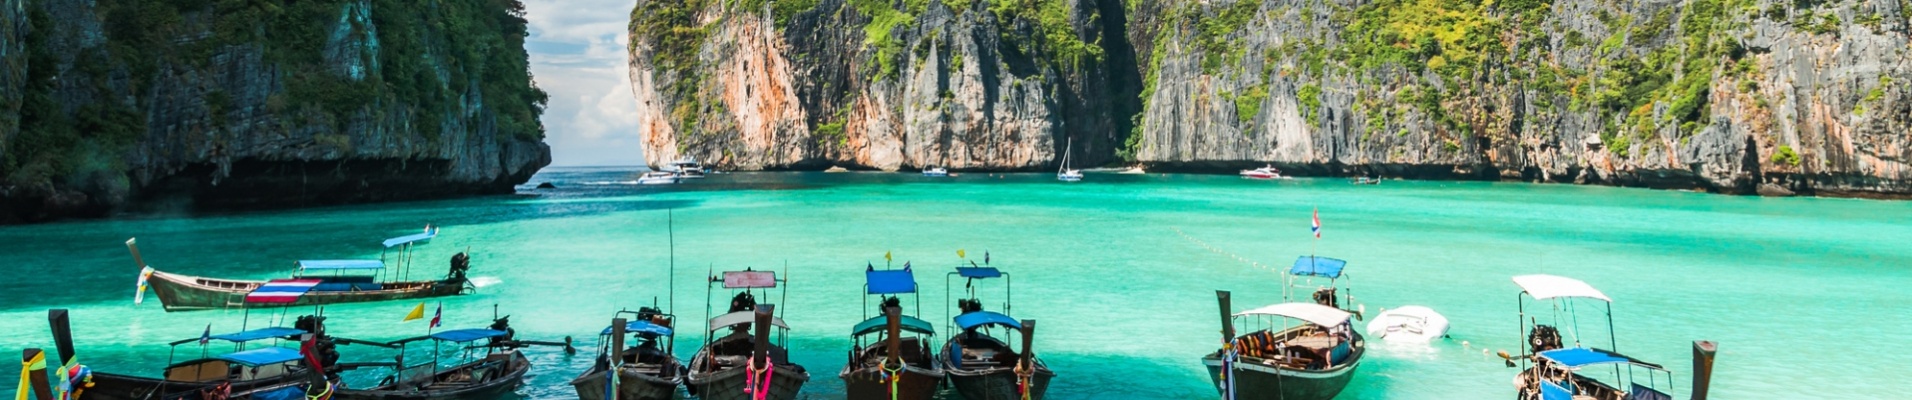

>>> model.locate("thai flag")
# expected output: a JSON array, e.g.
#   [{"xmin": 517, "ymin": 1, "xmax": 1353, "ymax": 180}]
[
  {"xmin": 1311, "ymin": 208, "xmax": 1321, "ymax": 239},
  {"xmin": 429, "ymin": 304, "xmax": 442, "ymax": 328},
  {"xmin": 246, "ymin": 279, "xmax": 321, "ymax": 303}
]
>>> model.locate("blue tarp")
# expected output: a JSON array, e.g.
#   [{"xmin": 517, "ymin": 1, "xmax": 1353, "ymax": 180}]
[
  {"xmin": 297, "ymin": 260, "xmax": 385, "ymax": 270},
  {"xmin": 600, "ymin": 320, "xmax": 674, "ymax": 337},
  {"xmin": 851, "ymin": 315, "xmax": 935, "ymax": 337},
  {"xmin": 382, "ymin": 228, "xmax": 437, "ymax": 248},
  {"xmin": 429, "ymin": 329, "xmax": 508, "ymax": 343},
  {"xmin": 954, "ymin": 311, "xmax": 1021, "ymax": 330},
  {"xmin": 216, "ymin": 347, "xmax": 305, "ymax": 367},
  {"xmin": 1537, "ymin": 347, "xmax": 1663, "ymax": 370},
  {"xmin": 955, "ymin": 267, "xmax": 1001, "ymax": 279},
  {"xmin": 208, "ymin": 327, "xmax": 306, "ymax": 343},
  {"xmin": 1540, "ymin": 381, "xmax": 1573, "ymax": 400},
  {"xmin": 1290, "ymin": 256, "xmax": 1347, "ymax": 279},
  {"xmin": 866, "ymin": 269, "xmax": 917, "ymax": 294}
]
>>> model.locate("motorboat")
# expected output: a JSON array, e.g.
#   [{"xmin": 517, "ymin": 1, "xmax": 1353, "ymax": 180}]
[
  {"xmin": 668, "ymin": 158, "xmax": 707, "ymax": 178},
  {"xmin": 922, "ymin": 167, "xmax": 949, "ymax": 177},
  {"xmin": 572, "ymin": 310, "xmax": 685, "ymax": 400},
  {"xmin": 1241, "ymin": 165, "xmax": 1283, "ymax": 179},
  {"xmin": 1203, "ymin": 256, "xmax": 1365, "ymax": 400},
  {"xmin": 1364, "ymin": 306, "xmax": 1449, "ymax": 343},
  {"xmin": 685, "ymin": 270, "xmax": 809, "ymax": 400},
  {"xmin": 637, "ymin": 171, "xmax": 680, "ymax": 185},
  {"xmin": 333, "ymin": 317, "xmax": 566, "ymax": 400},
  {"xmin": 1505, "ymin": 275, "xmax": 1717, "ymax": 400},
  {"xmin": 937, "ymin": 259, "xmax": 1052, "ymax": 400},
  {"xmin": 839, "ymin": 264, "xmax": 942, "ymax": 400},
  {"xmin": 44, "ymin": 310, "xmax": 337, "ymax": 400},
  {"xmin": 129, "ymin": 230, "xmax": 470, "ymax": 312}
]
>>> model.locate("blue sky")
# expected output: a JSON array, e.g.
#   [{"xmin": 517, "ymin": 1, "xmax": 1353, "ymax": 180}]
[{"xmin": 524, "ymin": 0, "xmax": 642, "ymax": 166}]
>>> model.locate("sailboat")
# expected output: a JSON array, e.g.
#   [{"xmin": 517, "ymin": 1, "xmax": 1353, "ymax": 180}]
[{"xmin": 1057, "ymin": 138, "xmax": 1083, "ymax": 182}]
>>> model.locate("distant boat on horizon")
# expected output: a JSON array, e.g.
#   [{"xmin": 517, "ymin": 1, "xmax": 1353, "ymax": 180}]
[
  {"xmin": 922, "ymin": 166, "xmax": 950, "ymax": 177},
  {"xmin": 638, "ymin": 171, "xmax": 681, "ymax": 185},
  {"xmin": 1240, "ymin": 165, "xmax": 1285, "ymax": 180},
  {"xmin": 1057, "ymin": 138, "xmax": 1083, "ymax": 182}
]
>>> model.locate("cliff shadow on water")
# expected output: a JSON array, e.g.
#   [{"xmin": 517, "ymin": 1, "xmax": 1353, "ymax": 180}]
[{"xmin": 0, "ymin": 0, "xmax": 554, "ymax": 224}]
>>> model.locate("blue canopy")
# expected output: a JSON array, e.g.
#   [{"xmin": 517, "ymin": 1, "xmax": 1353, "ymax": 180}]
[
  {"xmin": 600, "ymin": 320, "xmax": 674, "ymax": 337},
  {"xmin": 216, "ymin": 347, "xmax": 306, "ymax": 367},
  {"xmin": 1537, "ymin": 347, "xmax": 1664, "ymax": 370},
  {"xmin": 1540, "ymin": 381, "xmax": 1573, "ymax": 400},
  {"xmin": 1290, "ymin": 256, "xmax": 1347, "ymax": 279},
  {"xmin": 298, "ymin": 260, "xmax": 385, "ymax": 270},
  {"xmin": 866, "ymin": 269, "xmax": 918, "ymax": 294},
  {"xmin": 851, "ymin": 315, "xmax": 935, "ymax": 337},
  {"xmin": 954, "ymin": 311, "xmax": 1021, "ymax": 330},
  {"xmin": 428, "ymin": 329, "xmax": 508, "ymax": 343},
  {"xmin": 955, "ymin": 267, "xmax": 1001, "ymax": 279},
  {"xmin": 210, "ymin": 327, "xmax": 306, "ymax": 343},
  {"xmin": 382, "ymin": 227, "xmax": 437, "ymax": 248}
]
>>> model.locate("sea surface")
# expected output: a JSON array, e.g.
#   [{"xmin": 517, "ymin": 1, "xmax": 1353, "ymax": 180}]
[{"xmin": 2, "ymin": 166, "xmax": 1909, "ymax": 399}]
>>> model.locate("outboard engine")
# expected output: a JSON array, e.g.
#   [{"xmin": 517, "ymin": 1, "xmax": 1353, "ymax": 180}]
[
  {"xmin": 1528, "ymin": 324, "xmax": 1562, "ymax": 354},
  {"xmin": 881, "ymin": 296, "xmax": 901, "ymax": 309},
  {"xmin": 728, "ymin": 292, "xmax": 757, "ymax": 334},
  {"xmin": 489, "ymin": 316, "xmax": 516, "ymax": 346},
  {"xmin": 447, "ymin": 253, "xmax": 471, "ymax": 282},
  {"xmin": 957, "ymin": 299, "xmax": 984, "ymax": 314},
  {"xmin": 1312, "ymin": 288, "xmax": 1339, "ymax": 308},
  {"xmin": 293, "ymin": 316, "xmax": 340, "ymax": 368}
]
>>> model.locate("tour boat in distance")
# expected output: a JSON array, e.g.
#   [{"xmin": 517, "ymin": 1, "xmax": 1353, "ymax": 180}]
[
  {"xmin": 638, "ymin": 171, "xmax": 681, "ymax": 185},
  {"xmin": 922, "ymin": 166, "xmax": 950, "ymax": 177},
  {"xmin": 1240, "ymin": 165, "xmax": 1284, "ymax": 179},
  {"xmin": 668, "ymin": 157, "xmax": 708, "ymax": 178},
  {"xmin": 1364, "ymin": 305, "xmax": 1449, "ymax": 343},
  {"xmin": 131, "ymin": 228, "xmax": 470, "ymax": 312},
  {"xmin": 1057, "ymin": 138, "xmax": 1083, "ymax": 182}
]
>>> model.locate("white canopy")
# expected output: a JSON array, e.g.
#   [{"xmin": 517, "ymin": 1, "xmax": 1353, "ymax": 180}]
[
  {"xmin": 708, "ymin": 311, "xmax": 789, "ymax": 331},
  {"xmin": 1512, "ymin": 274, "xmax": 1611, "ymax": 302},
  {"xmin": 1234, "ymin": 302, "xmax": 1352, "ymax": 327}
]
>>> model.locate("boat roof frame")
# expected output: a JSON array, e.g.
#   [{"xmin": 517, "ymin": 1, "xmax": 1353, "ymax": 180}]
[
  {"xmin": 945, "ymin": 259, "xmax": 1014, "ymax": 337},
  {"xmin": 1513, "ymin": 274, "xmax": 1621, "ymax": 383}
]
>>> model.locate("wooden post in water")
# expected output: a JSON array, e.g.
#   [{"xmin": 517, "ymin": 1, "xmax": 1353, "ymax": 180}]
[
  {"xmin": 884, "ymin": 307, "xmax": 903, "ymax": 367},
  {"xmin": 1691, "ymin": 341, "xmax": 1717, "ymax": 400},
  {"xmin": 752, "ymin": 304, "xmax": 775, "ymax": 367},
  {"xmin": 1018, "ymin": 319, "xmax": 1036, "ymax": 368},
  {"xmin": 23, "ymin": 349, "xmax": 53, "ymax": 400},
  {"xmin": 1215, "ymin": 291, "xmax": 1236, "ymax": 341}
]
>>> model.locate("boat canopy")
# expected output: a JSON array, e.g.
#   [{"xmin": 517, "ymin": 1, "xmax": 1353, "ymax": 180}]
[
  {"xmin": 1536, "ymin": 347, "xmax": 1664, "ymax": 370},
  {"xmin": 381, "ymin": 227, "xmax": 437, "ymax": 248},
  {"xmin": 722, "ymin": 271, "xmax": 778, "ymax": 289},
  {"xmin": 1290, "ymin": 256, "xmax": 1348, "ymax": 279},
  {"xmin": 851, "ymin": 315, "xmax": 935, "ymax": 337},
  {"xmin": 707, "ymin": 310, "xmax": 789, "ymax": 331},
  {"xmin": 420, "ymin": 329, "xmax": 509, "ymax": 343},
  {"xmin": 866, "ymin": 269, "xmax": 917, "ymax": 294},
  {"xmin": 245, "ymin": 279, "xmax": 321, "ymax": 304},
  {"xmin": 954, "ymin": 267, "xmax": 1002, "ymax": 279},
  {"xmin": 600, "ymin": 320, "xmax": 673, "ymax": 337},
  {"xmin": 954, "ymin": 311, "xmax": 1021, "ymax": 330},
  {"xmin": 1512, "ymin": 275, "xmax": 1611, "ymax": 302},
  {"xmin": 1235, "ymin": 302, "xmax": 1352, "ymax": 328},
  {"xmin": 297, "ymin": 260, "xmax": 385, "ymax": 270},
  {"xmin": 215, "ymin": 347, "xmax": 305, "ymax": 367},
  {"xmin": 169, "ymin": 327, "xmax": 309, "ymax": 346}
]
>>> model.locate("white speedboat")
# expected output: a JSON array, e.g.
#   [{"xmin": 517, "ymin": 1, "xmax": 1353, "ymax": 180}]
[
  {"xmin": 636, "ymin": 171, "xmax": 680, "ymax": 185},
  {"xmin": 667, "ymin": 157, "xmax": 707, "ymax": 178},
  {"xmin": 1364, "ymin": 305, "xmax": 1450, "ymax": 343},
  {"xmin": 1240, "ymin": 165, "xmax": 1283, "ymax": 179},
  {"xmin": 922, "ymin": 166, "xmax": 949, "ymax": 177},
  {"xmin": 1058, "ymin": 138, "xmax": 1083, "ymax": 182}
]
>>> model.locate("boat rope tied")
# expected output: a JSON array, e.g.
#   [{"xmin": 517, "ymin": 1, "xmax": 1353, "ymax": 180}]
[
  {"xmin": 883, "ymin": 362, "xmax": 903, "ymax": 400},
  {"xmin": 16, "ymin": 351, "xmax": 44, "ymax": 400},
  {"xmin": 55, "ymin": 361, "xmax": 91, "ymax": 400},
  {"xmin": 1221, "ymin": 348, "xmax": 1239, "ymax": 400},
  {"xmin": 744, "ymin": 358, "xmax": 775, "ymax": 400},
  {"xmin": 306, "ymin": 380, "xmax": 333, "ymax": 400},
  {"xmin": 1013, "ymin": 359, "xmax": 1033, "ymax": 400}
]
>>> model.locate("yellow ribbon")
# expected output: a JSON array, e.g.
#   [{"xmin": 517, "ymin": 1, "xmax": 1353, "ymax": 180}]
[{"xmin": 18, "ymin": 351, "xmax": 45, "ymax": 400}]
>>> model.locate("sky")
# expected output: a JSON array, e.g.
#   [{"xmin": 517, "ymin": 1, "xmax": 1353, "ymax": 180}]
[{"xmin": 522, "ymin": 0, "xmax": 643, "ymax": 167}]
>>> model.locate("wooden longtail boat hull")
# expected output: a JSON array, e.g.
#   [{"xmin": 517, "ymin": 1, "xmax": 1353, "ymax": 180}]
[
  {"xmin": 84, "ymin": 371, "xmax": 319, "ymax": 400},
  {"xmin": 147, "ymin": 270, "xmax": 465, "ymax": 312},
  {"xmin": 570, "ymin": 364, "xmax": 684, "ymax": 400},
  {"xmin": 686, "ymin": 364, "xmax": 808, "ymax": 400},
  {"xmin": 334, "ymin": 353, "xmax": 528, "ymax": 400},
  {"xmin": 1200, "ymin": 352, "xmax": 1362, "ymax": 400},
  {"xmin": 945, "ymin": 367, "xmax": 1054, "ymax": 400},
  {"xmin": 840, "ymin": 366, "xmax": 943, "ymax": 400}
]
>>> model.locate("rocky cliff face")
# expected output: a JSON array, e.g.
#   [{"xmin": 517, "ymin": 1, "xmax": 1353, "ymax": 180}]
[
  {"xmin": 629, "ymin": 0, "xmax": 1140, "ymax": 171},
  {"xmin": 0, "ymin": 0, "xmax": 551, "ymax": 223},
  {"xmin": 1127, "ymin": 0, "xmax": 1909, "ymax": 197},
  {"xmin": 635, "ymin": 0, "xmax": 1911, "ymax": 197}
]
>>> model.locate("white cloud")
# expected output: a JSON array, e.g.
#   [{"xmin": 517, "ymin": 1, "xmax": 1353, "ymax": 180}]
[{"xmin": 523, "ymin": 0, "xmax": 644, "ymax": 166}]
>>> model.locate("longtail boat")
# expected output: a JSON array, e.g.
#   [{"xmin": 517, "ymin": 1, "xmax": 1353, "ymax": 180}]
[
  {"xmin": 839, "ymin": 263, "xmax": 943, "ymax": 400},
  {"xmin": 937, "ymin": 258, "xmax": 1053, "ymax": 400},
  {"xmin": 333, "ymin": 315, "xmax": 572, "ymax": 400},
  {"xmin": 571, "ymin": 309, "xmax": 686, "ymax": 400},
  {"xmin": 686, "ymin": 269, "xmax": 809, "ymax": 400},
  {"xmin": 1505, "ymin": 275, "xmax": 1717, "ymax": 400},
  {"xmin": 129, "ymin": 227, "xmax": 473, "ymax": 312},
  {"xmin": 44, "ymin": 309, "xmax": 338, "ymax": 400},
  {"xmin": 1204, "ymin": 256, "xmax": 1367, "ymax": 400}
]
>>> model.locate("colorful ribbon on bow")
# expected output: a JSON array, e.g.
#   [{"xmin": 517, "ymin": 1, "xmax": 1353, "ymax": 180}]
[{"xmin": 17, "ymin": 351, "xmax": 44, "ymax": 400}]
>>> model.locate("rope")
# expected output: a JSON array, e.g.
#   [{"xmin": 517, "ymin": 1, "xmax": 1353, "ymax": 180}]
[
  {"xmin": 17, "ymin": 351, "xmax": 43, "ymax": 400},
  {"xmin": 881, "ymin": 361, "xmax": 903, "ymax": 400},
  {"xmin": 1219, "ymin": 346, "xmax": 1238, "ymax": 400},
  {"xmin": 1172, "ymin": 228, "xmax": 1282, "ymax": 273},
  {"xmin": 1013, "ymin": 359, "xmax": 1033, "ymax": 400},
  {"xmin": 744, "ymin": 358, "xmax": 774, "ymax": 400},
  {"xmin": 56, "ymin": 361, "xmax": 91, "ymax": 400},
  {"xmin": 305, "ymin": 380, "xmax": 333, "ymax": 400}
]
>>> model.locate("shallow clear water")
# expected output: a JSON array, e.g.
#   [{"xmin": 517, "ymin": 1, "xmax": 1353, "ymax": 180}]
[{"xmin": 2, "ymin": 167, "xmax": 1909, "ymax": 399}]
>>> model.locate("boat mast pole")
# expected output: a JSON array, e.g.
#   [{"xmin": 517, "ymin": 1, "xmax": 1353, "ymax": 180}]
[{"xmin": 668, "ymin": 209, "xmax": 676, "ymax": 354}]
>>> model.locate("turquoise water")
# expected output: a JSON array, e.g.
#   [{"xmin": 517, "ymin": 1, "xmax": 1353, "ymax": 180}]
[{"xmin": 3, "ymin": 167, "xmax": 1910, "ymax": 399}]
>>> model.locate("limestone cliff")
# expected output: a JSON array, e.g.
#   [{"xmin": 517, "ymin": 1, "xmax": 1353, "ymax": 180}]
[{"xmin": 0, "ymin": 0, "xmax": 551, "ymax": 223}]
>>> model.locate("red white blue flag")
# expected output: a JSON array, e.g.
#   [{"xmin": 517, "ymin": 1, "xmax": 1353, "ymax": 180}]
[
  {"xmin": 429, "ymin": 304, "xmax": 442, "ymax": 328},
  {"xmin": 1311, "ymin": 208, "xmax": 1321, "ymax": 239},
  {"xmin": 246, "ymin": 279, "xmax": 321, "ymax": 303}
]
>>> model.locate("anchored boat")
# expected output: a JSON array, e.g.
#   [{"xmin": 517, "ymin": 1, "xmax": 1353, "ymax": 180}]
[
  {"xmin": 1240, "ymin": 165, "xmax": 1284, "ymax": 179},
  {"xmin": 668, "ymin": 157, "xmax": 708, "ymax": 179},
  {"xmin": 1505, "ymin": 275, "xmax": 1716, "ymax": 400},
  {"xmin": 572, "ymin": 309, "xmax": 686, "ymax": 400},
  {"xmin": 131, "ymin": 229, "xmax": 471, "ymax": 312},
  {"xmin": 937, "ymin": 258, "xmax": 1052, "ymax": 400},
  {"xmin": 840, "ymin": 263, "xmax": 943, "ymax": 400},
  {"xmin": 334, "ymin": 315, "xmax": 571, "ymax": 400},
  {"xmin": 1365, "ymin": 305, "xmax": 1450, "ymax": 343},
  {"xmin": 922, "ymin": 166, "xmax": 950, "ymax": 177},
  {"xmin": 686, "ymin": 269, "xmax": 809, "ymax": 400},
  {"xmin": 1204, "ymin": 256, "xmax": 1367, "ymax": 400},
  {"xmin": 637, "ymin": 171, "xmax": 681, "ymax": 185},
  {"xmin": 1057, "ymin": 138, "xmax": 1083, "ymax": 182},
  {"xmin": 44, "ymin": 309, "xmax": 338, "ymax": 400}
]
